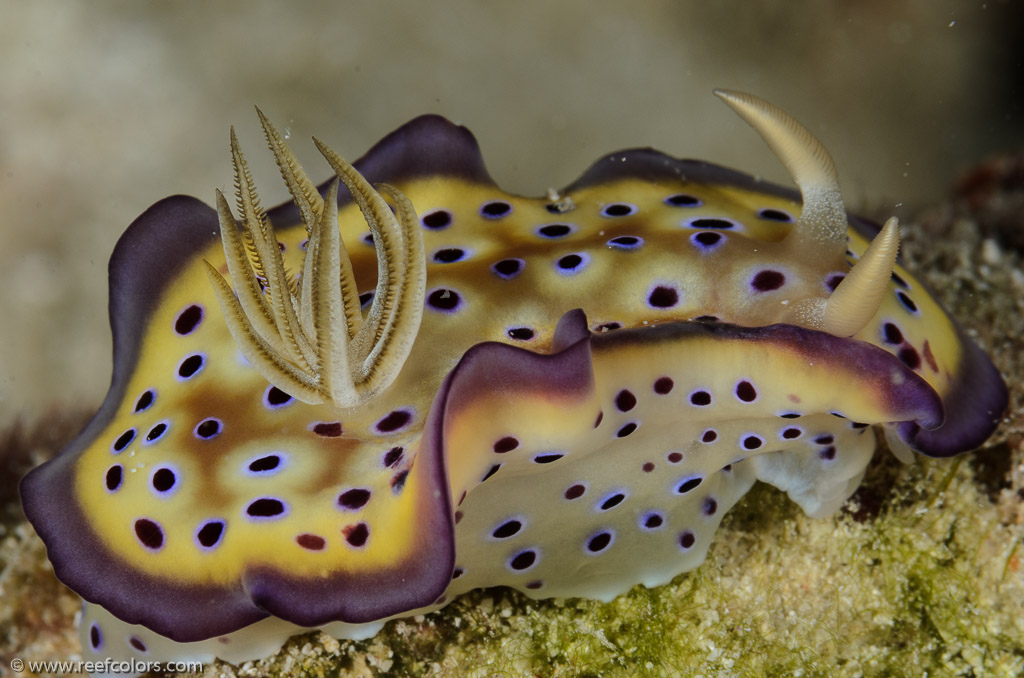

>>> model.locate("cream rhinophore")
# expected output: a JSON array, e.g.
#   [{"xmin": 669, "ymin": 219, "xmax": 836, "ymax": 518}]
[{"xmin": 713, "ymin": 89, "xmax": 900, "ymax": 338}]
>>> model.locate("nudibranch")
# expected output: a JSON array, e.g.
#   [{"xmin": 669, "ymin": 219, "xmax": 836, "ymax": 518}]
[{"xmin": 21, "ymin": 90, "xmax": 1006, "ymax": 670}]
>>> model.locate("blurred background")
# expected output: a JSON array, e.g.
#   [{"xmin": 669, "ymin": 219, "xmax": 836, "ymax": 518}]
[{"xmin": 1, "ymin": 0, "xmax": 1022, "ymax": 424}]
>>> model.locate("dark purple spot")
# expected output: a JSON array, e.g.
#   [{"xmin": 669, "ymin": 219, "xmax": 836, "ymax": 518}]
[
  {"xmin": 556, "ymin": 253, "xmax": 587, "ymax": 271},
  {"xmin": 177, "ymin": 354, "xmax": 204, "ymax": 379},
  {"xmin": 145, "ymin": 422, "xmax": 167, "ymax": 443},
  {"xmin": 299, "ymin": 238, "xmax": 309, "ymax": 251},
  {"xmin": 508, "ymin": 327, "xmax": 535, "ymax": 340},
  {"xmin": 751, "ymin": 270, "xmax": 786, "ymax": 292},
  {"xmin": 427, "ymin": 288, "xmax": 462, "ymax": 311},
  {"xmin": 492, "ymin": 520, "xmax": 522, "ymax": 539},
  {"xmin": 248, "ymin": 455, "xmax": 280, "ymax": 473},
  {"xmin": 600, "ymin": 493, "xmax": 625, "ymax": 510},
  {"xmin": 831, "ymin": 411, "xmax": 847, "ymax": 419},
  {"xmin": 689, "ymin": 217, "xmax": 735, "ymax": 229},
  {"xmin": 690, "ymin": 390, "xmax": 711, "ymax": 406},
  {"xmin": 129, "ymin": 636, "xmax": 147, "ymax": 653},
  {"xmin": 433, "ymin": 248, "xmax": 467, "ymax": 263},
  {"xmin": 195, "ymin": 418, "xmax": 222, "ymax": 439},
  {"xmin": 653, "ymin": 377, "xmax": 674, "ymax": 394},
  {"xmin": 594, "ymin": 410, "xmax": 604, "ymax": 427},
  {"xmin": 246, "ymin": 498, "xmax": 285, "ymax": 518},
  {"xmin": 343, "ymin": 522, "xmax": 369, "ymax": 547},
  {"xmin": 667, "ymin": 451, "xmax": 684, "ymax": 463},
  {"xmin": 533, "ymin": 453, "xmax": 564, "ymax": 464},
  {"xmin": 616, "ymin": 422, "xmax": 637, "ymax": 437},
  {"xmin": 703, "ymin": 498, "xmax": 718, "ymax": 515},
  {"xmin": 757, "ymin": 208, "xmax": 793, "ymax": 222},
  {"xmin": 815, "ymin": 434, "xmax": 835, "ymax": 445},
  {"xmin": 296, "ymin": 534, "xmax": 325, "ymax": 550},
  {"xmin": 596, "ymin": 322, "xmax": 622, "ymax": 332},
  {"xmin": 779, "ymin": 412, "xmax": 802, "ymax": 419},
  {"xmin": 692, "ymin": 231, "xmax": 723, "ymax": 248},
  {"xmin": 608, "ymin": 235, "xmax": 643, "ymax": 249},
  {"xmin": 338, "ymin": 488, "xmax": 371, "ymax": 510},
  {"xmin": 493, "ymin": 437, "xmax": 520, "ymax": 454},
  {"xmin": 735, "ymin": 381, "xmax": 757, "ymax": 402},
  {"xmin": 587, "ymin": 531, "xmax": 613, "ymax": 553},
  {"xmin": 113, "ymin": 428, "xmax": 136, "ymax": 453},
  {"xmin": 135, "ymin": 519, "xmax": 164, "ymax": 549},
  {"xmin": 313, "ymin": 422, "xmax": 343, "ymax": 437},
  {"xmin": 882, "ymin": 322, "xmax": 904, "ymax": 344},
  {"xmin": 819, "ymin": 446, "xmax": 837, "ymax": 461},
  {"xmin": 648, "ymin": 285, "xmax": 679, "ymax": 308},
  {"xmin": 151, "ymin": 468, "xmax": 176, "ymax": 493},
  {"xmin": 694, "ymin": 315, "xmax": 718, "ymax": 322},
  {"xmin": 852, "ymin": 422, "xmax": 870, "ymax": 429},
  {"xmin": 537, "ymin": 223, "xmax": 573, "ymax": 238},
  {"xmin": 174, "ymin": 304, "xmax": 204, "ymax": 335},
  {"xmin": 422, "ymin": 210, "xmax": 452, "ymax": 229},
  {"xmin": 741, "ymin": 436, "xmax": 762, "ymax": 450},
  {"xmin": 134, "ymin": 390, "xmax": 155, "ymax": 413},
  {"xmin": 362, "ymin": 232, "xmax": 374, "ymax": 246},
  {"xmin": 675, "ymin": 477, "xmax": 702, "ymax": 494},
  {"xmin": 782, "ymin": 427, "xmax": 803, "ymax": 440},
  {"xmin": 615, "ymin": 389, "xmax": 637, "ymax": 412},
  {"xmin": 90, "ymin": 622, "xmax": 102, "ymax": 650},
  {"xmin": 665, "ymin": 193, "xmax": 701, "ymax": 207},
  {"xmin": 481, "ymin": 200, "xmax": 512, "ymax": 218},
  {"xmin": 679, "ymin": 531, "xmax": 696, "ymax": 549},
  {"xmin": 105, "ymin": 465, "xmax": 123, "ymax": 491},
  {"xmin": 722, "ymin": 464, "xmax": 733, "ymax": 472},
  {"xmin": 525, "ymin": 580, "xmax": 544, "ymax": 590},
  {"xmin": 391, "ymin": 470, "xmax": 409, "ymax": 493},
  {"xmin": 642, "ymin": 462, "xmax": 655, "ymax": 472},
  {"xmin": 643, "ymin": 513, "xmax": 664, "ymax": 529},
  {"xmin": 701, "ymin": 430, "xmax": 717, "ymax": 443},
  {"xmin": 896, "ymin": 291, "xmax": 919, "ymax": 313},
  {"xmin": 376, "ymin": 409, "xmax": 412, "ymax": 433},
  {"xmin": 197, "ymin": 520, "xmax": 225, "ymax": 548},
  {"xmin": 899, "ymin": 346, "xmax": 921, "ymax": 370},
  {"xmin": 383, "ymin": 446, "xmax": 404, "ymax": 467},
  {"xmin": 509, "ymin": 549, "xmax": 537, "ymax": 571},
  {"xmin": 359, "ymin": 291, "xmax": 374, "ymax": 307},
  {"xmin": 265, "ymin": 386, "xmax": 293, "ymax": 408},
  {"xmin": 891, "ymin": 271, "xmax": 909, "ymax": 289},
  {"xmin": 826, "ymin": 273, "xmax": 846, "ymax": 292},
  {"xmin": 452, "ymin": 567, "xmax": 465, "ymax": 579},
  {"xmin": 482, "ymin": 464, "xmax": 501, "ymax": 481},
  {"xmin": 492, "ymin": 258, "xmax": 524, "ymax": 279},
  {"xmin": 602, "ymin": 203, "xmax": 636, "ymax": 217},
  {"xmin": 564, "ymin": 484, "xmax": 586, "ymax": 500}
]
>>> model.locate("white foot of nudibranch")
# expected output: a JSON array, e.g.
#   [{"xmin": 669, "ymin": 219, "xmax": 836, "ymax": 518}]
[
  {"xmin": 714, "ymin": 89, "xmax": 900, "ymax": 338},
  {"xmin": 204, "ymin": 110, "xmax": 426, "ymax": 408}
]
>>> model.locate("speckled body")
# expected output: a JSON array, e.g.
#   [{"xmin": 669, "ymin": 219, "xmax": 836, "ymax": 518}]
[{"xmin": 21, "ymin": 108, "xmax": 1006, "ymax": 672}]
